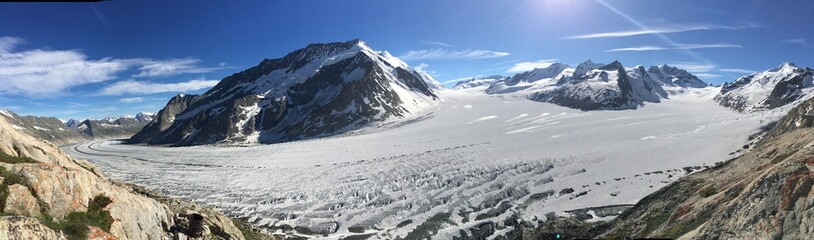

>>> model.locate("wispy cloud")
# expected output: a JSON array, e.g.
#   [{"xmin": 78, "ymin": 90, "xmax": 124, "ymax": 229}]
[
  {"xmin": 718, "ymin": 68, "xmax": 755, "ymax": 74},
  {"xmin": 133, "ymin": 58, "xmax": 231, "ymax": 78},
  {"xmin": 0, "ymin": 36, "xmax": 228, "ymax": 98},
  {"xmin": 607, "ymin": 43, "xmax": 741, "ymax": 52},
  {"xmin": 413, "ymin": 63, "xmax": 439, "ymax": 77},
  {"xmin": 399, "ymin": 49, "xmax": 510, "ymax": 61},
  {"xmin": 99, "ymin": 79, "xmax": 219, "ymax": 96},
  {"xmin": 606, "ymin": 46, "xmax": 667, "ymax": 52},
  {"xmin": 564, "ymin": 23, "xmax": 756, "ymax": 39},
  {"xmin": 119, "ymin": 97, "xmax": 145, "ymax": 103},
  {"xmin": 507, "ymin": 59, "xmax": 559, "ymax": 73},
  {"xmin": 421, "ymin": 40, "xmax": 454, "ymax": 47},
  {"xmin": 670, "ymin": 62, "xmax": 721, "ymax": 79},
  {"xmin": 0, "ymin": 37, "xmax": 130, "ymax": 97},
  {"xmin": 784, "ymin": 38, "xmax": 811, "ymax": 46}
]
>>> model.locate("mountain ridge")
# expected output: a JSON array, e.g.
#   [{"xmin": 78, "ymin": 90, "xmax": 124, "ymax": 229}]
[{"xmin": 130, "ymin": 39, "xmax": 441, "ymax": 146}]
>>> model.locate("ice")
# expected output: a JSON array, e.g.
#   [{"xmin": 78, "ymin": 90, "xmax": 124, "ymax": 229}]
[
  {"xmin": 466, "ymin": 115, "xmax": 498, "ymax": 124},
  {"xmin": 64, "ymin": 89, "xmax": 768, "ymax": 239}
]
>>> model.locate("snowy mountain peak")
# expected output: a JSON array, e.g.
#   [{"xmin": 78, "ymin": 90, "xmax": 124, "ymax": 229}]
[
  {"xmin": 131, "ymin": 40, "xmax": 439, "ymax": 145},
  {"xmin": 574, "ymin": 59, "xmax": 604, "ymax": 77},
  {"xmin": 600, "ymin": 60, "xmax": 624, "ymax": 71},
  {"xmin": 769, "ymin": 62, "xmax": 800, "ymax": 73},
  {"xmin": 715, "ymin": 62, "xmax": 814, "ymax": 112}
]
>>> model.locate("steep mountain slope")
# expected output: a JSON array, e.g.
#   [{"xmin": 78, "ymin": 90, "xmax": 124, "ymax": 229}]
[
  {"xmin": 0, "ymin": 110, "xmax": 85, "ymax": 145},
  {"xmin": 0, "ymin": 110, "xmax": 156, "ymax": 145},
  {"xmin": 456, "ymin": 60, "xmax": 704, "ymax": 110},
  {"xmin": 648, "ymin": 64, "xmax": 710, "ymax": 89},
  {"xmin": 73, "ymin": 114, "xmax": 154, "ymax": 139},
  {"xmin": 130, "ymin": 40, "xmax": 440, "ymax": 146},
  {"xmin": 715, "ymin": 62, "xmax": 814, "ymax": 112},
  {"xmin": 0, "ymin": 114, "xmax": 268, "ymax": 239},
  {"xmin": 529, "ymin": 96, "xmax": 814, "ymax": 239}
]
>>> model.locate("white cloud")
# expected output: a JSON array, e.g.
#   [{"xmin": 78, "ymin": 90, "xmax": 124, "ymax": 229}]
[
  {"xmin": 674, "ymin": 43, "xmax": 742, "ymax": 49},
  {"xmin": 413, "ymin": 63, "xmax": 438, "ymax": 77},
  {"xmin": 718, "ymin": 68, "xmax": 755, "ymax": 74},
  {"xmin": 0, "ymin": 36, "xmax": 228, "ymax": 98},
  {"xmin": 564, "ymin": 23, "xmax": 755, "ymax": 39},
  {"xmin": 671, "ymin": 62, "xmax": 716, "ymax": 73},
  {"xmin": 0, "ymin": 36, "xmax": 24, "ymax": 53},
  {"xmin": 99, "ymin": 79, "xmax": 219, "ymax": 96},
  {"xmin": 399, "ymin": 49, "xmax": 510, "ymax": 61},
  {"xmin": 421, "ymin": 40, "xmax": 454, "ymax": 47},
  {"xmin": 607, "ymin": 44, "xmax": 741, "ymax": 52},
  {"xmin": 119, "ymin": 97, "xmax": 145, "ymax": 103},
  {"xmin": 507, "ymin": 59, "xmax": 559, "ymax": 73},
  {"xmin": 0, "ymin": 41, "xmax": 130, "ymax": 97},
  {"xmin": 669, "ymin": 62, "xmax": 722, "ymax": 79},
  {"xmin": 692, "ymin": 73, "xmax": 722, "ymax": 79},
  {"xmin": 784, "ymin": 38, "xmax": 810, "ymax": 46},
  {"xmin": 133, "ymin": 58, "xmax": 230, "ymax": 78},
  {"xmin": 606, "ymin": 46, "xmax": 667, "ymax": 52}
]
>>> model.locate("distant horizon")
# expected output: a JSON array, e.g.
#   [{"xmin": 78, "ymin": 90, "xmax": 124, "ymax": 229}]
[{"xmin": 1, "ymin": 0, "xmax": 812, "ymax": 119}]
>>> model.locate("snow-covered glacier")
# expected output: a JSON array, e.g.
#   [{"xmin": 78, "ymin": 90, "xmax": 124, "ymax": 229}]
[{"xmin": 65, "ymin": 89, "xmax": 771, "ymax": 239}]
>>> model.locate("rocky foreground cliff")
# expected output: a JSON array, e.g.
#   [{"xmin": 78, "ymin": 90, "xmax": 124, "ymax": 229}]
[
  {"xmin": 0, "ymin": 115, "xmax": 276, "ymax": 239},
  {"xmin": 524, "ymin": 97, "xmax": 814, "ymax": 239}
]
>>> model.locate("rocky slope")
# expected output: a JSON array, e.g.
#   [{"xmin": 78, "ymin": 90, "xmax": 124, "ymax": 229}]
[
  {"xmin": 130, "ymin": 39, "xmax": 440, "ymax": 146},
  {"xmin": 715, "ymin": 62, "xmax": 814, "ymax": 112},
  {"xmin": 0, "ymin": 114, "xmax": 274, "ymax": 239},
  {"xmin": 525, "ymin": 96, "xmax": 814, "ymax": 239},
  {"xmin": 0, "ymin": 110, "xmax": 156, "ymax": 146},
  {"xmin": 73, "ymin": 114, "xmax": 155, "ymax": 140},
  {"xmin": 455, "ymin": 60, "xmax": 708, "ymax": 110},
  {"xmin": 0, "ymin": 110, "xmax": 86, "ymax": 145}
]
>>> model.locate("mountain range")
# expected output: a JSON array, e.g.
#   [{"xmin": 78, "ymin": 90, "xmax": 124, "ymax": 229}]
[
  {"xmin": 0, "ymin": 110, "xmax": 155, "ymax": 145},
  {"xmin": 455, "ymin": 60, "xmax": 709, "ymax": 110}
]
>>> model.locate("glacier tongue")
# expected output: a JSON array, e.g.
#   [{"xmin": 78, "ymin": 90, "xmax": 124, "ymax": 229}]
[{"xmin": 65, "ymin": 88, "xmax": 767, "ymax": 239}]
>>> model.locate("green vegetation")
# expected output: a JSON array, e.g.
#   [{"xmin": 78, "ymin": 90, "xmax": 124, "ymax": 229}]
[
  {"xmin": 699, "ymin": 185, "xmax": 717, "ymax": 198},
  {"xmin": 0, "ymin": 152, "xmax": 37, "ymax": 164},
  {"xmin": 0, "ymin": 165, "xmax": 29, "ymax": 213},
  {"xmin": 234, "ymin": 219, "xmax": 273, "ymax": 240},
  {"xmin": 604, "ymin": 226, "xmax": 630, "ymax": 240},
  {"xmin": 40, "ymin": 195, "xmax": 114, "ymax": 240},
  {"xmin": 658, "ymin": 212, "xmax": 711, "ymax": 239},
  {"xmin": 771, "ymin": 149, "xmax": 799, "ymax": 164},
  {"xmin": 642, "ymin": 212, "xmax": 670, "ymax": 236}
]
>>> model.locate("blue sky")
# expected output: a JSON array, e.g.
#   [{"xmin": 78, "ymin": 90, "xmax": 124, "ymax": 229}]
[{"xmin": 0, "ymin": 0, "xmax": 812, "ymax": 120}]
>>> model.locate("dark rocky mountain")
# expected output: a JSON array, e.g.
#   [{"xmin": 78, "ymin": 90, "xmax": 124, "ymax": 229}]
[
  {"xmin": 647, "ymin": 64, "xmax": 709, "ymax": 88},
  {"xmin": 715, "ymin": 62, "xmax": 814, "ymax": 112},
  {"xmin": 455, "ymin": 60, "xmax": 707, "ymax": 111},
  {"xmin": 130, "ymin": 39, "xmax": 440, "ymax": 146}
]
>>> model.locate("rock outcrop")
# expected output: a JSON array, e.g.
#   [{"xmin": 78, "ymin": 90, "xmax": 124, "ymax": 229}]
[{"xmin": 0, "ymin": 114, "xmax": 275, "ymax": 239}]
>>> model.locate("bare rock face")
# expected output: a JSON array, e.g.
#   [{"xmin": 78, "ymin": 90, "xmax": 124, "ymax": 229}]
[
  {"xmin": 2, "ymin": 184, "xmax": 40, "ymax": 217},
  {"xmin": 0, "ymin": 216, "xmax": 64, "ymax": 240},
  {"xmin": 0, "ymin": 113, "xmax": 270, "ymax": 239}
]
